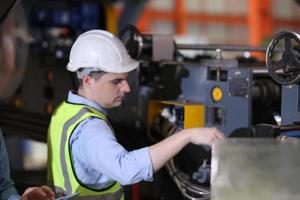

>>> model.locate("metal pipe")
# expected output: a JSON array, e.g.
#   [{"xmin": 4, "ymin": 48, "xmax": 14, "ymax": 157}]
[{"xmin": 176, "ymin": 44, "xmax": 267, "ymax": 52}]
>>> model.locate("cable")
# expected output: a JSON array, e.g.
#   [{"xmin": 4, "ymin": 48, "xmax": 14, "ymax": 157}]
[
  {"xmin": 165, "ymin": 125, "xmax": 211, "ymax": 200},
  {"xmin": 148, "ymin": 107, "xmax": 211, "ymax": 199}
]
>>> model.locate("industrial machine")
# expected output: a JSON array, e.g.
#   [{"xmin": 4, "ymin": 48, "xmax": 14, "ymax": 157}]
[
  {"xmin": 211, "ymin": 31, "xmax": 300, "ymax": 200},
  {"xmin": 119, "ymin": 25, "xmax": 282, "ymax": 135},
  {"xmin": 119, "ymin": 26, "xmax": 300, "ymax": 199}
]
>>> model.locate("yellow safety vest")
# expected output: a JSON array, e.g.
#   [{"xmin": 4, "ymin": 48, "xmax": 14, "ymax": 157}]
[{"xmin": 48, "ymin": 101, "xmax": 124, "ymax": 200}]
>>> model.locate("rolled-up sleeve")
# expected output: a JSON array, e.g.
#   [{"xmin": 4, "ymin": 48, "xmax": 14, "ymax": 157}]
[{"xmin": 71, "ymin": 118, "xmax": 153, "ymax": 185}]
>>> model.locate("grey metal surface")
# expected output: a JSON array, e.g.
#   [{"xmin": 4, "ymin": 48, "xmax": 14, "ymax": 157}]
[
  {"xmin": 152, "ymin": 35, "xmax": 175, "ymax": 61},
  {"xmin": 177, "ymin": 43, "xmax": 266, "ymax": 52},
  {"xmin": 281, "ymin": 84, "xmax": 300, "ymax": 125},
  {"xmin": 0, "ymin": 3, "xmax": 29, "ymax": 99},
  {"xmin": 211, "ymin": 138, "xmax": 300, "ymax": 200},
  {"xmin": 180, "ymin": 59, "xmax": 252, "ymax": 135}
]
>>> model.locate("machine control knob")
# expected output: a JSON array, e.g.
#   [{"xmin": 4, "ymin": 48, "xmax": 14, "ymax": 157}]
[{"xmin": 211, "ymin": 86, "xmax": 223, "ymax": 102}]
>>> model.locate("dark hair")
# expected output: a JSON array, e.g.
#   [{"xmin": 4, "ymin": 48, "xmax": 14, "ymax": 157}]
[
  {"xmin": 77, "ymin": 70, "xmax": 106, "ymax": 88},
  {"xmin": 88, "ymin": 71, "xmax": 106, "ymax": 80}
]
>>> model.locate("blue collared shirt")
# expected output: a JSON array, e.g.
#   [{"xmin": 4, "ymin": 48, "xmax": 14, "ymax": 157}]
[
  {"xmin": 68, "ymin": 91, "xmax": 153, "ymax": 189},
  {"xmin": 0, "ymin": 129, "xmax": 20, "ymax": 200}
]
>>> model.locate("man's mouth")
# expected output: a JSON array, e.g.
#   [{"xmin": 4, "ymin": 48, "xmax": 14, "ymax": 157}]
[{"xmin": 116, "ymin": 96, "xmax": 125, "ymax": 101}]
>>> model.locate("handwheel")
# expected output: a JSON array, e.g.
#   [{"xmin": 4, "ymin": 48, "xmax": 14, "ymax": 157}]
[
  {"xmin": 119, "ymin": 25, "xmax": 143, "ymax": 59},
  {"xmin": 266, "ymin": 31, "xmax": 300, "ymax": 85}
]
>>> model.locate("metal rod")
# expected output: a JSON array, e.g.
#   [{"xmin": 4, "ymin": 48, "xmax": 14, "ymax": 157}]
[{"xmin": 176, "ymin": 44, "xmax": 267, "ymax": 52}]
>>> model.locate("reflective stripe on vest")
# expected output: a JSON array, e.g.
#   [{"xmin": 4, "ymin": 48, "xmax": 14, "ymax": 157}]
[{"xmin": 48, "ymin": 102, "xmax": 123, "ymax": 200}]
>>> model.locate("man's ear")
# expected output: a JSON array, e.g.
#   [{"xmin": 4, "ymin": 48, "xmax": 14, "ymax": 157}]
[{"xmin": 82, "ymin": 74, "xmax": 94, "ymax": 89}]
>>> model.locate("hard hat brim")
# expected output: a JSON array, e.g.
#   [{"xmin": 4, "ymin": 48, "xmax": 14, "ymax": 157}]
[
  {"xmin": 102, "ymin": 59, "xmax": 140, "ymax": 73},
  {"xmin": 67, "ymin": 59, "xmax": 139, "ymax": 73}
]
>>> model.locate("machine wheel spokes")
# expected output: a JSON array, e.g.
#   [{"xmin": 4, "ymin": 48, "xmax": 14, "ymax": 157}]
[{"xmin": 266, "ymin": 31, "xmax": 300, "ymax": 85}]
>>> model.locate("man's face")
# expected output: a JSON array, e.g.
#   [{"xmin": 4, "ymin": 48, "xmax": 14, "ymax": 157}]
[{"xmin": 90, "ymin": 72, "xmax": 130, "ymax": 108}]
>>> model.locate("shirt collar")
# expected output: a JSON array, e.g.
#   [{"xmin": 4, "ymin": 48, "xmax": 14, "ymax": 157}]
[{"xmin": 67, "ymin": 90, "xmax": 108, "ymax": 115}]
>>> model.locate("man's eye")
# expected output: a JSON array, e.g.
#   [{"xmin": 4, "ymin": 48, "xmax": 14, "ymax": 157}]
[{"xmin": 111, "ymin": 80, "xmax": 121, "ymax": 84}]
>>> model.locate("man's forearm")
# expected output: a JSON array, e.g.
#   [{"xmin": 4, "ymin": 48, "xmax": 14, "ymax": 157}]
[{"xmin": 149, "ymin": 130, "xmax": 190, "ymax": 172}]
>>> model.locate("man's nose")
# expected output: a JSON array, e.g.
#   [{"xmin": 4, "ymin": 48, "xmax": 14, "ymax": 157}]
[{"xmin": 120, "ymin": 80, "xmax": 130, "ymax": 93}]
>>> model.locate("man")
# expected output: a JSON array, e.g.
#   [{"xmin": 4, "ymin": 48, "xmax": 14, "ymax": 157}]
[
  {"xmin": 0, "ymin": 130, "xmax": 55, "ymax": 200},
  {"xmin": 47, "ymin": 30, "xmax": 224, "ymax": 199}
]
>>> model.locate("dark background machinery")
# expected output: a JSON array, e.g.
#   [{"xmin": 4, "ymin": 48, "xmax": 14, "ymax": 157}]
[{"xmin": 0, "ymin": 0, "xmax": 150, "ymax": 196}]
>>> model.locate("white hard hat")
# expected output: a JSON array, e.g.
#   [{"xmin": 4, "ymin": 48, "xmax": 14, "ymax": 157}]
[{"xmin": 67, "ymin": 30, "xmax": 139, "ymax": 73}]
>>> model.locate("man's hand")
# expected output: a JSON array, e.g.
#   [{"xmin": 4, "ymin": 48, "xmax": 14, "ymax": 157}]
[
  {"xmin": 149, "ymin": 127, "xmax": 225, "ymax": 172},
  {"xmin": 188, "ymin": 127, "xmax": 225, "ymax": 145},
  {"xmin": 21, "ymin": 185, "xmax": 55, "ymax": 200}
]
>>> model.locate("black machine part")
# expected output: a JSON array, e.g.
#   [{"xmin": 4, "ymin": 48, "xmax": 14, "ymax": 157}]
[
  {"xmin": 266, "ymin": 31, "xmax": 300, "ymax": 85},
  {"xmin": 119, "ymin": 24, "xmax": 175, "ymax": 61},
  {"xmin": 0, "ymin": 0, "xmax": 17, "ymax": 25},
  {"xmin": 119, "ymin": 25, "xmax": 144, "ymax": 60},
  {"xmin": 230, "ymin": 124, "xmax": 300, "ymax": 138}
]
